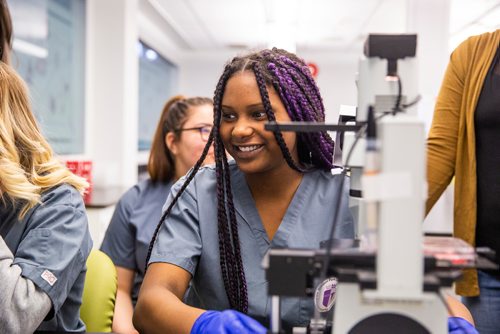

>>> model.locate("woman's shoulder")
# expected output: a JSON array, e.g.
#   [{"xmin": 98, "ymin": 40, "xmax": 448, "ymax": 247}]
[
  {"xmin": 309, "ymin": 167, "xmax": 344, "ymax": 180},
  {"xmin": 169, "ymin": 160, "xmax": 238, "ymax": 198},
  {"xmin": 452, "ymin": 30, "xmax": 500, "ymax": 63},
  {"xmin": 27, "ymin": 184, "xmax": 90, "ymax": 231},
  {"xmin": 39, "ymin": 183, "xmax": 85, "ymax": 210},
  {"xmin": 461, "ymin": 29, "xmax": 500, "ymax": 48},
  {"xmin": 175, "ymin": 161, "xmax": 228, "ymax": 188},
  {"xmin": 306, "ymin": 168, "xmax": 348, "ymax": 191},
  {"xmin": 133, "ymin": 178, "xmax": 172, "ymax": 197},
  {"xmin": 119, "ymin": 178, "xmax": 171, "ymax": 205}
]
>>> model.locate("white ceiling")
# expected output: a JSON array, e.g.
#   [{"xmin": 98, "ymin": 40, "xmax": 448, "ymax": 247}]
[
  {"xmin": 150, "ymin": 0, "xmax": 406, "ymax": 51},
  {"xmin": 150, "ymin": 0, "xmax": 500, "ymax": 52}
]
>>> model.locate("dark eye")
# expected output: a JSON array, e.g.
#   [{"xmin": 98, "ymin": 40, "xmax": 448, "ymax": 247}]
[
  {"xmin": 221, "ymin": 112, "xmax": 236, "ymax": 121},
  {"xmin": 252, "ymin": 111, "xmax": 267, "ymax": 119}
]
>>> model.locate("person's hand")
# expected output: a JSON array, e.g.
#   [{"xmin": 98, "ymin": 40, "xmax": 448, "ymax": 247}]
[
  {"xmin": 448, "ymin": 317, "xmax": 478, "ymax": 334},
  {"xmin": 190, "ymin": 310, "xmax": 267, "ymax": 334}
]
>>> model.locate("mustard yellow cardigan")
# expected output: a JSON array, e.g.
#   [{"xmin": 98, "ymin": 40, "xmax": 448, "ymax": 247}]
[{"xmin": 426, "ymin": 30, "xmax": 500, "ymax": 296}]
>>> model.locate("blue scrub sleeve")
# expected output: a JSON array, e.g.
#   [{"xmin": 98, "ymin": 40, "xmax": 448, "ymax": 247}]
[
  {"xmin": 100, "ymin": 187, "xmax": 138, "ymax": 269},
  {"xmin": 191, "ymin": 310, "xmax": 267, "ymax": 334},
  {"xmin": 12, "ymin": 189, "xmax": 92, "ymax": 314},
  {"xmin": 149, "ymin": 182, "xmax": 202, "ymax": 275}
]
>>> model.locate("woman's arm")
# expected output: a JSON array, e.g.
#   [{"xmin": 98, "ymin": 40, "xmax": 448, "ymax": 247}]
[
  {"xmin": 133, "ymin": 263, "xmax": 204, "ymax": 334},
  {"xmin": 446, "ymin": 295, "xmax": 474, "ymax": 325},
  {"xmin": 112, "ymin": 267, "xmax": 139, "ymax": 334},
  {"xmin": 426, "ymin": 43, "xmax": 468, "ymax": 213},
  {"xmin": 0, "ymin": 237, "xmax": 52, "ymax": 333}
]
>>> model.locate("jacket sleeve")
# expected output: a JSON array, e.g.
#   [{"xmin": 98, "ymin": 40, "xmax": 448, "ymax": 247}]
[
  {"xmin": 0, "ymin": 236, "xmax": 52, "ymax": 333},
  {"xmin": 426, "ymin": 40, "xmax": 470, "ymax": 214}
]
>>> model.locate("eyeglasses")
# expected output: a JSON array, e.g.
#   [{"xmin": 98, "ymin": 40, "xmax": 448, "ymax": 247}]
[{"xmin": 176, "ymin": 125, "xmax": 212, "ymax": 142}]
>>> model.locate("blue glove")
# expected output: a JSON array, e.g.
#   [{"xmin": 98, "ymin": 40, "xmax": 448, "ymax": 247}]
[
  {"xmin": 191, "ymin": 310, "xmax": 267, "ymax": 334},
  {"xmin": 448, "ymin": 317, "xmax": 478, "ymax": 334}
]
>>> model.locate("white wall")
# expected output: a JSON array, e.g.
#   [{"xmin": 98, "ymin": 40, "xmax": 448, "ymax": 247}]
[
  {"xmin": 299, "ymin": 51, "xmax": 359, "ymax": 123},
  {"xmin": 408, "ymin": 0, "xmax": 454, "ymax": 234},
  {"xmin": 85, "ymin": 0, "xmax": 186, "ymax": 189},
  {"xmin": 179, "ymin": 50, "xmax": 234, "ymax": 98},
  {"xmin": 86, "ymin": 0, "xmax": 139, "ymax": 189}
]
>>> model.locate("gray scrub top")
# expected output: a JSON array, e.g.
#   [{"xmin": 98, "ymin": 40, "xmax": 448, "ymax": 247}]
[
  {"xmin": 101, "ymin": 179, "xmax": 172, "ymax": 304},
  {"xmin": 0, "ymin": 183, "xmax": 92, "ymax": 332},
  {"xmin": 149, "ymin": 161, "xmax": 354, "ymax": 329}
]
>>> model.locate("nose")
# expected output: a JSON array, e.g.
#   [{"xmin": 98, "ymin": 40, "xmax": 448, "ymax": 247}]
[{"xmin": 231, "ymin": 119, "xmax": 254, "ymax": 140}]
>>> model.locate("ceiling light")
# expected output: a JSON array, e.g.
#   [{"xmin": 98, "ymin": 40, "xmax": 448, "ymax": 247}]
[{"xmin": 145, "ymin": 49, "xmax": 158, "ymax": 61}]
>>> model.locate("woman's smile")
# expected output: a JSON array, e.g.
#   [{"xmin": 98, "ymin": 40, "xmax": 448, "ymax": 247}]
[{"xmin": 231, "ymin": 144, "xmax": 265, "ymax": 159}]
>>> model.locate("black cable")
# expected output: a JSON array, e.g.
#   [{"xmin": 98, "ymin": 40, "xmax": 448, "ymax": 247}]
[
  {"xmin": 319, "ymin": 122, "xmax": 366, "ymax": 281},
  {"xmin": 321, "ymin": 72, "xmax": 410, "ymax": 278},
  {"xmin": 402, "ymin": 94, "xmax": 422, "ymax": 109},
  {"xmin": 320, "ymin": 72, "xmax": 423, "ymax": 281},
  {"xmin": 318, "ymin": 105, "xmax": 403, "ymax": 283},
  {"xmin": 393, "ymin": 74, "xmax": 402, "ymax": 114}
]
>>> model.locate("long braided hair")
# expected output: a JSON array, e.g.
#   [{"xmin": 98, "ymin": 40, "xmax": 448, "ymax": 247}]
[{"xmin": 145, "ymin": 48, "xmax": 335, "ymax": 313}]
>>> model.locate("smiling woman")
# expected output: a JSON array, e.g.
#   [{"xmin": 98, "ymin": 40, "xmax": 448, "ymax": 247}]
[
  {"xmin": 132, "ymin": 48, "xmax": 354, "ymax": 334},
  {"xmin": 220, "ymin": 71, "xmax": 298, "ymax": 177}
]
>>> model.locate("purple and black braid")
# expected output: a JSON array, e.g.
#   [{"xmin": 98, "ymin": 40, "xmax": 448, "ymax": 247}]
[
  {"xmin": 261, "ymin": 50, "xmax": 334, "ymax": 168},
  {"xmin": 145, "ymin": 48, "xmax": 335, "ymax": 314}
]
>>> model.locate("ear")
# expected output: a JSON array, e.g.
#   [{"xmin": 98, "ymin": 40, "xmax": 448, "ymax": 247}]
[{"xmin": 165, "ymin": 132, "xmax": 178, "ymax": 156}]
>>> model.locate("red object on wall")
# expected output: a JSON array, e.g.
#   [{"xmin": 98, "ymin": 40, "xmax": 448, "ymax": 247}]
[
  {"xmin": 66, "ymin": 160, "xmax": 93, "ymax": 204},
  {"xmin": 307, "ymin": 62, "xmax": 319, "ymax": 78}
]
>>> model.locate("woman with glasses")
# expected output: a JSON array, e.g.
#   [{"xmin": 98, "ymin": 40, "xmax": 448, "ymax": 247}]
[{"xmin": 100, "ymin": 95, "xmax": 214, "ymax": 334}]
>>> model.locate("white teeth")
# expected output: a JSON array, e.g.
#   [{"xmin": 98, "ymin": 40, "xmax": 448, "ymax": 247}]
[{"xmin": 237, "ymin": 145, "xmax": 261, "ymax": 152}]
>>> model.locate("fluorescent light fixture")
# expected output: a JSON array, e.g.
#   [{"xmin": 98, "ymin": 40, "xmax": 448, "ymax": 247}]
[
  {"xmin": 13, "ymin": 38, "xmax": 48, "ymax": 59},
  {"xmin": 145, "ymin": 49, "xmax": 158, "ymax": 61}
]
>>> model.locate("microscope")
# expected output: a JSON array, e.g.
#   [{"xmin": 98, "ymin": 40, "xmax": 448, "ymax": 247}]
[
  {"xmin": 264, "ymin": 34, "xmax": 493, "ymax": 333},
  {"xmin": 333, "ymin": 33, "xmax": 446, "ymax": 334}
]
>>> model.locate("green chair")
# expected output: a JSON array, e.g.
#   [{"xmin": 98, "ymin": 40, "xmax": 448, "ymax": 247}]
[{"xmin": 81, "ymin": 249, "xmax": 117, "ymax": 332}]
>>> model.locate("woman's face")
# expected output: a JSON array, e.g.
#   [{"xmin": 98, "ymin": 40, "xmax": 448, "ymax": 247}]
[
  {"xmin": 169, "ymin": 104, "xmax": 214, "ymax": 178},
  {"xmin": 219, "ymin": 71, "xmax": 298, "ymax": 176}
]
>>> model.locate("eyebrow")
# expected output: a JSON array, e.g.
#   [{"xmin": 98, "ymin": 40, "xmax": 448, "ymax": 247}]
[{"xmin": 221, "ymin": 103, "xmax": 266, "ymax": 110}]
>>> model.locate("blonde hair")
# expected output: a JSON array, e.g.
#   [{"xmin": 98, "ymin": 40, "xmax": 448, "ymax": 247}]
[{"xmin": 0, "ymin": 62, "xmax": 88, "ymax": 218}]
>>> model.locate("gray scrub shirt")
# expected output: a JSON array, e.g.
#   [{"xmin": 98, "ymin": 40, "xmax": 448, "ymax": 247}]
[
  {"xmin": 0, "ymin": 184, "xmax": 92, "ymax": 332},
  {"xmin": 149, "ymin": 161, "xmax": 354, "ymax": 329},
  {"xmin": 101, "ymin": 179, "xmax": 172, "ymax": 304}
]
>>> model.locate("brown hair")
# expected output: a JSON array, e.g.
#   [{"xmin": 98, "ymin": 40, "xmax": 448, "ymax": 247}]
[
  {"xmin": 147, "ymin": 95, "xmax": 213, "ymax": 183},
  {"xmin": 0, "ymin": 0, "xmax": 12, "ymax": 62}
]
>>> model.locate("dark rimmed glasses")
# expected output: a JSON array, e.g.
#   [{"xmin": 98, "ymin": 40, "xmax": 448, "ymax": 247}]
[{"xmin": 176, "ymin": 125, "xmax": 212, "ymax": 142}]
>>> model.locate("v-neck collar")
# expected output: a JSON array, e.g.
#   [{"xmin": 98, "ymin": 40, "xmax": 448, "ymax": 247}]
[{"xmin": 231, "ymin": 167, "xmax": 314, "ymax": 256}]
